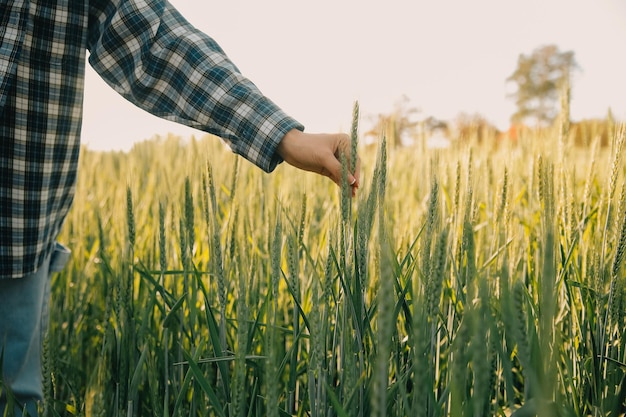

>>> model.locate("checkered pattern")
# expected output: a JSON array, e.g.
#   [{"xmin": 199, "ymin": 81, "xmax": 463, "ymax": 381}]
[{"xmin": 0, "ymin": 0, "xmax": 303, "ymax": 279}]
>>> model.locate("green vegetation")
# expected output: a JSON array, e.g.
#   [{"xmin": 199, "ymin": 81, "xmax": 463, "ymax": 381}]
[
  {"xmin": 507, "ymin": 44, "xmax": 578, "ymax": 126},
  {"xmin": 40, "ymin": 111, "xmax": 626, "ymax": 416}
]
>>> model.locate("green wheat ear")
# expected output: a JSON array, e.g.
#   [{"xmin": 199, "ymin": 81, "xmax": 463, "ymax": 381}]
[
  {"xmin": 351, "ymin": 100, "xmax": 359, "ymax": 174},
  {"xmin": 496, "ymin": 167, "xmax": 508, "ymax": 222},
  {"xmin": 126, "ymin": 185, "xmax": 135, "ymax": 249},
  {"xmin": 426, "ymin": 226, "xmax": 448, "ymax": 320},
  {"xmin": 183, "ymin": 177, "xmax": 195, "ymax": 248},
  {"xmin": 612, "ymin": 204, "xmax": 626, "ymax": 279},
  {"xmin": 453, "ymin": 160, "xmax": 461, "ymax": 219},
  {"xmin": 607, "ymin": 125, "xmax": 625, "ymax": 205},
  {"xmin": 376, "ymin": 131, "xmax": 388, "ymax": 204},
  {"xmin": 158, "ymin": 201, "xmax": 167, "ymax": 274},
  {"xmin": 421, "ymin": 176, "xmax": 439, "ymax": 287},
  {"xmin": 178, "ymin": 214, "xmax": 187, "ymax": 270},
  {"xmin": 340, "ymin": 152, "xmax": 350, "ymax": 224}
]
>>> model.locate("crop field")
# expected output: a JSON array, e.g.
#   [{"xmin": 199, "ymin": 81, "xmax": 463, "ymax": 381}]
[{"xmin": 41, "ymin": 111, "xmax": 626, "ymax": 417}]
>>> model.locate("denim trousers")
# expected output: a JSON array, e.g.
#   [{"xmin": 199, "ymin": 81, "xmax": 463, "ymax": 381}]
[{"xmin": 0, "ymin": 243, "xmax": 70, "ymax": 417}]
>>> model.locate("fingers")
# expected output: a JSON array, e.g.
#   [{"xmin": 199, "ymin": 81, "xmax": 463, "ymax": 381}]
[
  {"xmin": 351, "ymin": 151, "xmax": 361, "ymax": 187},
  {"xmin": 277, "ymin": 130, "xmax": 361, "ymax": 194},
  {"xmin": 324, "ymin": 134, "xmax": 360, "ymax": 195}
]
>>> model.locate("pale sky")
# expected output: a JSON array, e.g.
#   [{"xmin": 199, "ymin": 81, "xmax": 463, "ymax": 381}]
[{"xmin": 82, "ymin": 0, "xmax": 626, "ymax": 151}]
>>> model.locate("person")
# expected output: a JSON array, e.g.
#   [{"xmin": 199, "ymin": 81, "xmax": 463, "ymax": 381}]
[{"xmin": 0, "ymin": 1, "xmax": 360, "ymax": 415}]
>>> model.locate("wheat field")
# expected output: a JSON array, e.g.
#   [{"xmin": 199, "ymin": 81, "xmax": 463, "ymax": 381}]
[{"xmin": 37, "ymin": 108, "xmax": 626, "ymax": 417}]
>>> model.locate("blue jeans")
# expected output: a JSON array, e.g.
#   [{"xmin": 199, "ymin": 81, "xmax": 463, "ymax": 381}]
[{"xmin": 0, "ymin": 243, "xmax": 70, "ymax": 417}]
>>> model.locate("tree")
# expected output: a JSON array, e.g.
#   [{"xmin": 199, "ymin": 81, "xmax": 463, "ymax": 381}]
[
  {"xmin": 507, "ymin": 44, "xmax": 578, "ymax": 126},
  {"xmin": 365, "ymin": 95, "xmax": 420, "ymax": 148}
]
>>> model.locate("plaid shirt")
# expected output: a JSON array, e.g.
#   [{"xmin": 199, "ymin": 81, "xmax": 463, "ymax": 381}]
[{"xmin": 0, "ymin": 0, "xmax": 303, "ymax": 279}]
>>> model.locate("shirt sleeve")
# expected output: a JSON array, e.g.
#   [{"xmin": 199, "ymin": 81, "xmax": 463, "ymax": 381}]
[{"xmin": 86, "ymin": 0, "xmax": 303, "ymax": 172}]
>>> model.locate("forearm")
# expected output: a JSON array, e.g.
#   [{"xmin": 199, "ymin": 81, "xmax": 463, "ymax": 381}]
[{"xmin": 87, "ymin": 0, "xmax": 303, "ymax": 172}]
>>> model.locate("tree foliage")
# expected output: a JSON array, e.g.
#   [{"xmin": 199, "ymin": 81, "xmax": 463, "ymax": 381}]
[
  {"xmin": 507, "ymin": 44, "xmax": 578, "ymax": 126},
  {"xmin": 365, "ymin": 95, "xmax": 421, "ymax": 148}
]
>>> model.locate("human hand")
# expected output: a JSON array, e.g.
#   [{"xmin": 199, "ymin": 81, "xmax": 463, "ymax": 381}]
[{"xmin": 276, "ymin": 129, "xmax": 361, "ymax": 195}]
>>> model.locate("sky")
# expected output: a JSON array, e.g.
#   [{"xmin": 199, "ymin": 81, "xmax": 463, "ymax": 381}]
[{"xmin": 81, "ymin": 0, "xmax": 626, "ymax": 151}]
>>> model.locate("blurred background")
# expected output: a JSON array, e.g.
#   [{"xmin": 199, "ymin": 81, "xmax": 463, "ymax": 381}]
[{"xmin": 81, "ymin": 0, "xmax": 626, "ymax": 151}]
